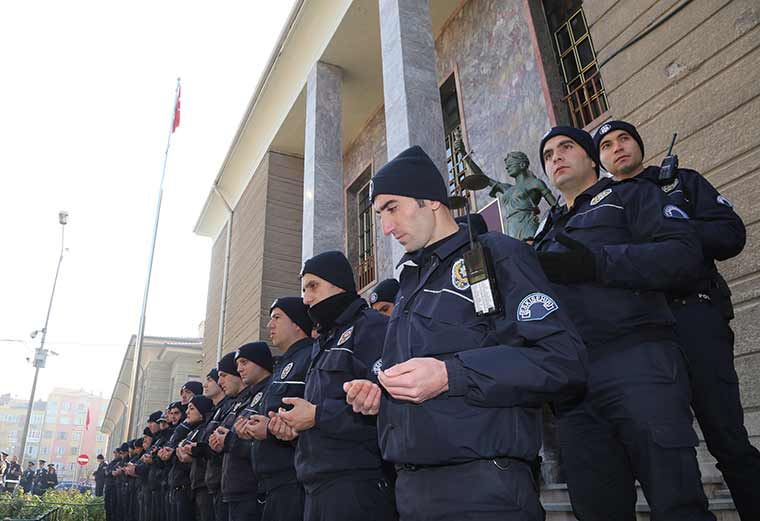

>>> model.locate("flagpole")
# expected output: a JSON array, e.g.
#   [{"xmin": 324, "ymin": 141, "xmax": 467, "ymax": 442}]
[{"xmin": 122, "ymin": 78, "xmax": 181, "ymax": 441}]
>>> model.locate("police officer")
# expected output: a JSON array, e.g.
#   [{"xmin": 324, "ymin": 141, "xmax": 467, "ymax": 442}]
[
  {"xmin": 4, "ymin": 455, "xmax": 21, "ymax": 493},
  {"xmin": 594, "ymin": 120, "xmax": 760, "ymax": 520},
  {"xmin": 21, "ymin": 461, "xmax": 35, "ymax": 494},
  {"xmin": 368, "ymin": 279, "xmax": 400, "ymax": 317},
  {"xmin": 32, "ymin": 459, "xmax": 47, "ymax": 495},
  {"xmin": 266, "ymin": 252, "xmax": 395, "ymax": 521},
  {"xmin": 347, "ymin": 145, "xmax": 587, "ymax": 521},
  {"xmin": 202, "ymin": 357, "xmax": 238, "ymax": 521},
  {"xmin": 181, "ymin": 381, "xmax": 204, "ymax": 405},
  {"xmin": 209, "ymin": 344, "xmax": 272, "ymax": 521},
  {"xmin": 104, "ymin": 450, "xmax": 119, "ymax": 520},
  {"xmin": 242, "ymin": 297, "xmax": 314, "ymax": 521},
  {"xmin": 533, "ymin": 126, "xmax": 713, "ymax": 520},
  {"xmin": 94, "ymin": 454, "xmax": 107, "ymax": 496},
  {"xmin": 176, "ymin": 393, "xmax": 217, "ymax": 521}
]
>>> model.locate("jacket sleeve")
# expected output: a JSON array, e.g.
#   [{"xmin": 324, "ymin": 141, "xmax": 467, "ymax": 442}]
[
  {"xmin": 446, "ymin": 239, "xmax": 587, "ymax": 408},
  {"xmin": 679, "ymin": 169, "xmax": 746, "ymax": 261},
  {"xmin": 595, "ymin": 179, "xmax": 704, "ymax": 290}
]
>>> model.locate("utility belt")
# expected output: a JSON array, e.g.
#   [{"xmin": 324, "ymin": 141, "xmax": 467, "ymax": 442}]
[
  {"xmin": 395, "ymin": 455, "xmax": 531, "ymax": 473},
  {"xmin": 667, "ymin": 275, "xmax": 734, "ymax": 320}
]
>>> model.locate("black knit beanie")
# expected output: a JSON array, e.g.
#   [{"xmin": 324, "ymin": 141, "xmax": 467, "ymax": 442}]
[
  {"xmin": 593, "ymin": 120, "xmax": 645, "ymax": 158},
  {"xmin": 539, "ymin": 126, "xmax": 599, "ymax": 175},
  {"xmin": 301, "ymin": 251, "xmax": 357, "ymax": 294},
  {"xmin": 217, "ymin": 352, "xmax": 240, "ymax": 377},
  {"xmin": 370, "ymin": 145, "xmax": 449, "ymax": 206},
  {"xmin": 234, "ymin": 341, "xmax": 274, "ymax": 373},
  {"xmin": 270, "ymin": 297, "xmax": 314, "ymax": 336},
  {"xmin": 369, "ymin": 278, "xmax": 400, "ymax": 305}
]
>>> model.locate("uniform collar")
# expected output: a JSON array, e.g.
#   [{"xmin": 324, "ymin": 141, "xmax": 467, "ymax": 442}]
[
  {"xmin": 396, "ymin": 227, "xmax": 469, "ymax": 268},
  {"xmin": 334, "ymin": 297, "xmax": 367, "ymax": 327},
  {"xmin": 284, "ymin": 337, "xmax": 313, "ymax": 358}
]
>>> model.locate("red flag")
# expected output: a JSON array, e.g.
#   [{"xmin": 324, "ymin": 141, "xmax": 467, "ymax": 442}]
[
  {"xmin": 172, "ymin": 86, "xmax": 181, "ymax": 132},
  {"xmin": 86, "ymin": 408, "xmax": 91, "ymax": 431}
]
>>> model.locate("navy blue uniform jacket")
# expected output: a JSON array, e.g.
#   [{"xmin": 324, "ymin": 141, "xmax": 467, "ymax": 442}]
[
  {"xmin": 378, "ymin": 227, "xmax": 587, "ymax": 465},
  {"xmin": 295, "ymin": 298, "xmax": 388, "ymax": 489},
  {"xmin": 534, "ymin": 175, "xmax": 704, "ymax": 347}
]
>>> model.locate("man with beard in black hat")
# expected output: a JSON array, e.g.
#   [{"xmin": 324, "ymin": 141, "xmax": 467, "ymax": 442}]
[
  {"xmin": 267, "ymin": 252, "xmax": 395, "ymax": 521},
  {"xmin": 240, "ymin": 296, "xmax": 314, "ymax": 521},
  {"xmin": 209, "ymin": 344, "xmax": 272, "ymax": 521}
]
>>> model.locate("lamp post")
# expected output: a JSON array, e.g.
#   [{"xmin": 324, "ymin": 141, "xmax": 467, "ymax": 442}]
[{"xmin": 19, "ymin": 211, "xmax": 68, "ymax": 463}]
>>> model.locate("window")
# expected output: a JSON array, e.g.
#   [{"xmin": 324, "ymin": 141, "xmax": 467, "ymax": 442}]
[
  {"xmin": 72, "ymin": 431, "xmax": 81, "ymax": 442},
  {"xmin": 56, "ymin": 447, "xmax": 65, "ymax": 456},
  {"xmin": 26, "ymin": 446, "xmax": 38, "ymax": 457},
  {"xmin": 75, "ymin": 414, "xmax": 85, "ymax": 426},
  {"xmin": 41, "ymin": 447, "xmax": 49, "ymax": 456},
  {"xmin": 9, "ymin": 431, "xmax": 17, "ymax": 441},
  {"xmin": 31, "ymin": 412, "xmax": 44, "ymax": 424},
  {"xmin": 61, "ymin": 402, "xmax": 70, "ymax": 412},
  {"xmin": 96, "ymin": 433, "xmax": 106, "ymax": 443},
  {"xmin": 28, "ymin": 431, "xmax": 41, "ymax": 442},
  {"xmin": 47, "ymin": 402, "xmax": 57, "ymax": 413},
  {"xmin": 43, "ymin": 431, "xmax": 53, "ymax": 439},
  {"xmin": 57, "ymin": 432, "xmax": 67, "ymax": 441},
  {"xmin": 59, "ymin": 416, "xmax": 70, "ymax": 425},
  {"xmin": 70, "ymin": 447, "xmax": 78, "ymax": 455},
  {"xmin": 77, "ymin": 403, "xmax": 86, "ymax": 412},
  {"xmin": 439, "ymin": 74, "xmax": 466, "ymax": 196},
  {"xmin": 356, "ymin": 181, "xmax": 375, "ymax": 290},
  {"xmin": 542, "ymin": 1, "xmax": 607, "ymax": 127}
]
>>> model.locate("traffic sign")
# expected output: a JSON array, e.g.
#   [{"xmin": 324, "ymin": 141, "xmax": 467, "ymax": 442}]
[{"xmin": 76, "ymin": 454, "xmax": 89, "ymax": 466}]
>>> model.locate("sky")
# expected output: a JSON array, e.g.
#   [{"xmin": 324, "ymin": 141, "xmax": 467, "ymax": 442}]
[{"xmin": 0, "ymin": 1, "xmax": 296, "ymax": 402}]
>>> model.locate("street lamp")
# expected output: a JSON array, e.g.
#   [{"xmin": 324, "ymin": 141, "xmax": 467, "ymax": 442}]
[{"xmin": 18, "ymin": 211, "xmax": 68, "ymax": 463}]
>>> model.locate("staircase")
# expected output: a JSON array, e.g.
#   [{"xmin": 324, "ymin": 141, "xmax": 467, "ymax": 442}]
[{"xmin": 541, "ymin": 476, "xmax": 738, "ymax": 520}]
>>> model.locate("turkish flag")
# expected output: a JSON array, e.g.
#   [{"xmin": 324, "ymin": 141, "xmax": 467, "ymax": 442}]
[{"xmin": 172, "ymin": 87, "xmax": 181, "ymax": 133}]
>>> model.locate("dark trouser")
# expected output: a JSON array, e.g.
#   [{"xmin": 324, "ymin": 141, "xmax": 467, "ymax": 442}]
[
  {"xmin": 96, "ymin": 481, "xmax": 105, "ymax": 497},
  {"xmin": 225, "ymin": 497, "xmax": 261, "ymax": 521},
  {"xmin": 261, "ymin": 481, "xmax": 304, "ymax": 521},
  {"xmin": 672, "ymin": 299, "xmax": 760, "ymax": 520},
  {"xmin": 211, "ymin": 492, "xmax": 227, "ymax": 521},
  {"xmin": 151, "ymin": 489, "xmax": 163, "ymax": 521},
  {"xmin": 173, "ymin": 486, "xmax": 194, "ymax": 521},
  {"xmin": 558, "ymin": 338, "xmax": 714, "ymax": 521},
  {"xmin": 304, "ymin": 476, "xmax": 396, "ymax": 521},
  {"xmin": 194, "ymin": 488, "xmax": 213, "ymax": 521},
  {"xmin": 396, "ymin": 459, "xmax": 540, "ymax": 521}
]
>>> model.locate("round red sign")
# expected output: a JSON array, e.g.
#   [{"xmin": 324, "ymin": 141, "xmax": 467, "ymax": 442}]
[{"xmin": 76, "ymin": 454, "xmax": 89, "ymax": 466}]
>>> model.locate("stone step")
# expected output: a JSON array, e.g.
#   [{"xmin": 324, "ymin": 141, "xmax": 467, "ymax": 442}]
[
  {"xmin": 543, "ymin": 498, "xmax": 738, "ymax": 520},
  {"xmin": 541, "ymin": 480, "xmax": 738, "ymax": 520}
]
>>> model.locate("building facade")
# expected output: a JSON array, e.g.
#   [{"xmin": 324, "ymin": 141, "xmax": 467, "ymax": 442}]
[
  {"xmin": 194, "ymin": 0, "xmax": 759, "ymax": 512},
  {"xmin": 0, "ymin": 389, "xmax": 110, "ymax": 482},
  {"xmin": 101, "ymin": 335, "xmax": 203, "ymax": 454}
]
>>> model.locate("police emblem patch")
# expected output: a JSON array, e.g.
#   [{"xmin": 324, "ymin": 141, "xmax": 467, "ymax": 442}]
[
  {"xmin": 369, "ymin": 292, "xmax": 378, "ymax": 304},
  {"xmin": 372, "ymin": 358, "xmax": 383, "ymax": 376},
  {"xmin": 451, "ymin": 258, "xmax": 470, "ymax": 291},
  {"xmin": 717, "ymin": 195, "xmax": 733, "ymax": 208},
  {"xmin": 517, "ymin": 293, "xmax": 559, "ymax": 322},
  {"xmin": 280, "ymin": 362, "xmax": 294, "ymax": 380},
  {"xmin": 661, "ymin": 179, "xmax": 679, "ymax": 193},
  {"xmin": 599, "ymin": 123, "xmax": 612, "ymax": 135},
  {"xmin": 590, "ymin": 188, "xmax": 612, "ymax": 206},
  {"xmin": 663, "ymin": 204, "xmax": 689, "ymax": 219},
  {"xmin": 337, "ymin": 326, "xmax": 354, "ymax": 346},
  {"xmin": 251, "ymin": 392, "xmax": 263, "ymax": 407}
]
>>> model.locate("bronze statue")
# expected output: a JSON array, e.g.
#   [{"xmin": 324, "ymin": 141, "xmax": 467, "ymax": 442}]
[{"xmin": 455, "ymin": 137, "xmax": 557, "ymax": 240}]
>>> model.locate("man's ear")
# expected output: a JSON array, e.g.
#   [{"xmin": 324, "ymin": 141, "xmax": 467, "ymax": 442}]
[{"xmin": 428, "ymin": 200, "xmax": 442, "ymax": 211}]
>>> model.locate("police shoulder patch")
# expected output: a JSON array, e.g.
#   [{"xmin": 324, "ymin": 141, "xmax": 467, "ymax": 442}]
[
  {"xmin": 661, "ymin": 179, "xmax": 679, "ymax": 193},
  {"xmin": 716, "ymin": 195, "xmax": 733, "ymax": 208},
  {"xmin": 663, "ymin": 204, "xmax": 689, "ymax": 219},
  {"xmin": 369, "ymin": 292, "xmax": 378, "ymax": 304},
  {"xmin": 251, "ymin": 392, "xmax": 263, "ymax": 407},
  {"xmin": 372, "ymin": 358, "xmax": 383, "ymax": 376},
  {"xmin": 451, "ymin": 258, "xmax": 470, "ymax": 291},
  {"xmin": 280, "ymin": 362, "xmax": 294, "ymax": 380},
  {"xmin": 337, "ymin": 326, "xmax": 354, "ymax": 346},
  {"xmin": 517, "ymin": 293, "xmax": 559, "ymax": 322},
  {"xmin": 590, "ymin": 188, "xmax": 612, "ymax": 206}
]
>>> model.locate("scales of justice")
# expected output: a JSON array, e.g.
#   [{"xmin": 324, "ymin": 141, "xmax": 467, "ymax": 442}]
[{"xmin": 452, "ymin": 132, "xmax": 557, "ymax": 241}]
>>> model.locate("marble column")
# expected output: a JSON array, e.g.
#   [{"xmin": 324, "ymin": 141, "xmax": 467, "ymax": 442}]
[
  {"xmin": 302, "ymin": 61, "xmax": 345, "ymax": 264},
  {"xmin": 379, "ymin": 0, "xmax": 448, "ymax": 266}
]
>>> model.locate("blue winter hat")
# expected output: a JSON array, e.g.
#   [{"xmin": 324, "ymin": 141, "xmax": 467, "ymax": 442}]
[
  {"xmin": 234, "ymin": 341, "xmax": 274, "ymax": 373},
  {"xmin": 539, "ymin": 126, "xmax": 599, "ymax": 175}
]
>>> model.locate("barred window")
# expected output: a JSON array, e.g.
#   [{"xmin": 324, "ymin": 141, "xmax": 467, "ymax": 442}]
[
  {"xmin": 440, "ymin": 74, "xmax": 466, "ymax": 196},
  {"xmin": 543, "ymin": 2, "xmax": 608, "ymax": 127},
  {"xmin": 356, "ymin": 181, "xmax": 375, "ymax": 291}
]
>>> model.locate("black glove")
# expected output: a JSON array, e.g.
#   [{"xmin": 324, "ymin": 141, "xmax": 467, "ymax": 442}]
[{"xmin": 537, "ymin": 234, "xmax": 597, "ymax": 283}]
